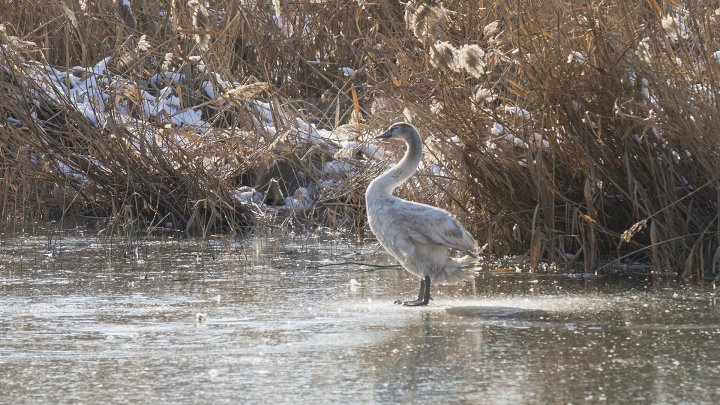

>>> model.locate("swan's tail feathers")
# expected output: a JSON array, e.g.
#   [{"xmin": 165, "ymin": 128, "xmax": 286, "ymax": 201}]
[
  {"xmin": 453, "ymin": 242, "xmax": 487, "ymax": 263},
  {"xmin": 434, "ymin": 265, "xmax": 476, "ymax": 284},
  {"xmin": 455, "ymin": 254, "xmax": 477, "ymax": 267},
  {"xmin": 469, "ymin": 243, "xmax": 488, "ymax": 258},
  {"xmin": 463, "ymin": 243, "xmax": 488, "ymax": 259},
  {"xmin": 433, "ymin": 253, "xmax": 483, "ymax": 284},
  {"xmin": 478, "ymin": 243, "xmax": 488, "ymax": 255}
]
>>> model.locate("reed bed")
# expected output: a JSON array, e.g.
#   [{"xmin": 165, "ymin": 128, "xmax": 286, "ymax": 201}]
[{"xmin": 0, "ymin": 0, "xmax": 718, "ymax": 277}]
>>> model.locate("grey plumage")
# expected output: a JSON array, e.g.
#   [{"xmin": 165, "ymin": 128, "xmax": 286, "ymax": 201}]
[{"xmin": 366, "ymin": 122, "xmax": 480, "ymax": 306}]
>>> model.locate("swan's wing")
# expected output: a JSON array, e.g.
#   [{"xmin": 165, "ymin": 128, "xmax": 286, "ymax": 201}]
[{"xmin": 386, "ymin": 201, "xmax": 478, "ymax": 254}]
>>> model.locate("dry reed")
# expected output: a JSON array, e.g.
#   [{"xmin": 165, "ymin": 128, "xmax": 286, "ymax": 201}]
[{"xmin": 0, "ymin": 0, "xmax": 718, "ymax": 279}]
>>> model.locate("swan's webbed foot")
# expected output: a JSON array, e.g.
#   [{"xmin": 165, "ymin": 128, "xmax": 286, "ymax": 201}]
[
  {"xmin": 394, "ymin": 276, "xmax": 431, "ymax": 306},
  {"xmin": 399, "ymin": 298, "xmax": 429, "ymax": 306}
]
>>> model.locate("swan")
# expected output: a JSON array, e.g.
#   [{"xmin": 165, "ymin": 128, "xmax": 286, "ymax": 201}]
[{"xmin": 366, "ymin": 122, "xmax": 480, "ymax": 306}]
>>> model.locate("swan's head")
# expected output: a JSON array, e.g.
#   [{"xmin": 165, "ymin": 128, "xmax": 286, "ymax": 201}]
[{"xmin": 375, "ymin": 122, "xmax": 420, "ymax": 142}]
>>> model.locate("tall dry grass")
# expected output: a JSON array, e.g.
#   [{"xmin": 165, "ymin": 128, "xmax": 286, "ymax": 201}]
[
  {"xmin": 371, "ymin": 0, "xmax": 720, "ymax": 278},
  {"xmin": 0, "ymin": 0, "xmax": 385, "ymax": 236},
  {"xmin": 0, "ymin": 0, "xmax": 719, "ymax": 278}
]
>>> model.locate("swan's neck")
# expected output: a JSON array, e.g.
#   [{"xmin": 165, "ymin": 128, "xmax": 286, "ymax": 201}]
[{"xmin": 367, "ymin": 132, "xmax": 423, "ymax": 199}]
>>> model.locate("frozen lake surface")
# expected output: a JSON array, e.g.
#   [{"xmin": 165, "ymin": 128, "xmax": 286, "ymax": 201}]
[{"xmin": 1, "ymin": 233, "xmax": 720, "ymax": 404}]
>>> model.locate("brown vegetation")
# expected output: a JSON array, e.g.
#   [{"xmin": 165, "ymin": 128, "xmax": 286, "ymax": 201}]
[{"xmin": 0, "ymin": 1, "xmax": 719, "ymax": 278}]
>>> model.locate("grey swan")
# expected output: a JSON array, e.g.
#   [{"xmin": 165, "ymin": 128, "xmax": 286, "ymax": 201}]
[{"xmin": 366, "ymin": 122, "xmax": 480, "ymax": 306}]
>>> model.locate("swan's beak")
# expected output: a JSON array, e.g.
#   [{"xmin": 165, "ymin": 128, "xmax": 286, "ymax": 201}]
[{"xmin": 375, "ymin": 130, "xmax": 392, "ymax": 140}]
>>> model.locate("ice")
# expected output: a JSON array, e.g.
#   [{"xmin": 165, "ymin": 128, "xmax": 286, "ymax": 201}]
[
  {"xmin": 323, "ymin": 161, "xmax": 356, "ymax": 176},
  {"xmin": 361, "ymin": 144, "xmax": 384, "ymax": 159},
  {"xmin": 530, "ymin": 132, "xmax": 550, "ymax": 148},
  {"xmin": 150, "ymin": 71, "xmax": 185, "ymax": 85},
  {"xmin": 567, "ymin": 51, "xmax": 587, "ymax": 66},
  {"xmin": 339, "ymin": 67, "xmax": 356, "ymax": 77},
  {"xmin": 74, "ymin": 101, "xmax": 106, "ymax": 127},
  {"xmin": 234, "ymin": 186, "xmax": 263, "ymax": 205},
  {"xmin": 171, "ymin": 108, "xmax": 206, "ymax": 128},
  {"xmin": 294, "ymin": 118, "xmax": 320, "ymax": 142},
  {"xmin": 341, "ymin": 140, "xmax": 358, "ymax": 149},
  {"xmin": 252, "ymin": 100, "xmax": 275, "ymax": 124},
  {"xmin": 91, "ymin": 56, "xmax": 112, "ymax": 74},
  {"xmin": 316, "ymin": 128, "xmax": 345, "ymax": 143},
  {"xmin": 189, "ymin": 56, "xmax": 206, "ymax": 73},
  {"xmin": 490, "ymin": 122, "xmax": 508, "ymax": 135},
  {"xmin": 201, "ymin": 81, "xmax": 215, "ymax": 99},
  {"xmin": 283, "ymin": 188, "xmax": 314, "ymax": 210},
  {"xmin": 55, "ymin": 160, "xmax": 89, "ymax": 184},
  {"xmin": 504, "ymin": 105, "xmax": 532, "ymax": 119},
  {"xmin": 504, "ymin": 135, "xmax": 529, "ymax": 149}
]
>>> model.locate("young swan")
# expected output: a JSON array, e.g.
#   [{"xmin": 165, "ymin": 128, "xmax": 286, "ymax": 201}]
[{"xmin": 366, "ymin": 122, "xmax": 480, "ymax": 306}]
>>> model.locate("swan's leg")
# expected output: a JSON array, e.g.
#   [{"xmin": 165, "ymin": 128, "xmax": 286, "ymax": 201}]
[{"xmin": 397, "ymin": 275, "xmax": 431, "ymax": 306}]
